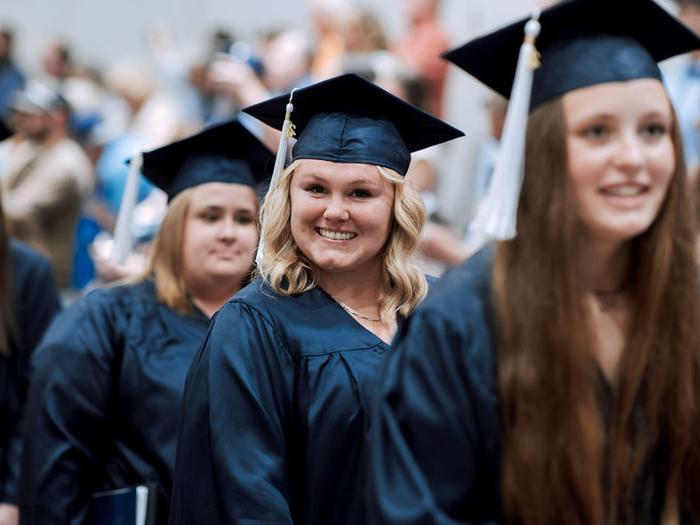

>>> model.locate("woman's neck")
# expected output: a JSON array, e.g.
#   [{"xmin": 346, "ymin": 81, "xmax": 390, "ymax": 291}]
[
  {"xmin": 576, "ymin": 235, "xmax": 631, "ymax": 294},
  {"xmin": 189, "ymin": 280, "xmax": 243, "ymax": 318},
  {"xmin": 315, "ymin": 262, "xmax": 384, "ymax": 311}
]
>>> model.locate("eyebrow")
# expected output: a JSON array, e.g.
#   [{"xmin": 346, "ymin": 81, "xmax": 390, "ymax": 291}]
[
  {"xmin": 195, "ymin": 203, "xmax": 256, "ymax": 213},
  {"xmin": 298, "ymin": 173, "xmax": 378, "ymax": 186}
]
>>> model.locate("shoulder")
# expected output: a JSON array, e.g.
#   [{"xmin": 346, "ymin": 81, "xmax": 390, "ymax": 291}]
[
  {"xmin": 227, "ymin": 278, "xmax": 321, "ymax": 322},
  {"xmin": 419, "ymin": 246, "xmax": 493, "ymax": 324},
  {"xmin": 10, "ymin": 238, "xmax": 52, "ymax": 277},
  {"xmin": 10, "ymin": 238, "xmax": 57, "ymax": 298},
  {"xmin": 397, "ymin": 246, "xmax": 496, "ymax": 369}
]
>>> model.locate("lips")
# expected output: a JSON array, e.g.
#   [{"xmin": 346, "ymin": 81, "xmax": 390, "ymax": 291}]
[
  {"xmin": 317, "ymin": 227, "xmax": 357, "ymax": 241},
  {"xmin": 598, "ymin": 183, "xmax": 651, "ymax": 209},
  {"xmin": 599, "ymin": 184, "xmax": 648, "ymax": 197}
]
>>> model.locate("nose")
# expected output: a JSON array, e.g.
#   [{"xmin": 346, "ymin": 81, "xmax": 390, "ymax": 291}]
[
  {"xmin": 614, "ymin": 129, "xmax": 645, "ymax": 175},
  {"xmin": 217, "ymin": 216, "xmax": 238, "ymax": 243},
  {"xmin": 322, "ymin": 195, "xmax": 349, "ymax": 222}
]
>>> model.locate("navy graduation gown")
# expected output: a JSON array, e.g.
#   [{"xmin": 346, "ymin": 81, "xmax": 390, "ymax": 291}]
[
  {"xmin": 368, "ymin": 250, "xmax": 670, "ymax": 524},
  {"xmin": 369, "ymin": 249, "xmax": 502, "ymax": 525},
  {"xmin": 19, "ymin": 279, "xmax": 210, "ymax": 525},
  {"xmin": 0, "ymin": 240, "xmax": 60, "ymax": 503},
  {"xmin": 169, "ymin": 280, "xmax": 391, "ymax": 525}
]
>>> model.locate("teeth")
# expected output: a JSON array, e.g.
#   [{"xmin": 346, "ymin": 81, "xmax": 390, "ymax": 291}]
[
  {"xmin": 603, "ymin": 186, "xmax": 644, "ymax": 197},
  {"xmin": 319, "ymin": 228, "xmax": 357, "ymax": 241}
]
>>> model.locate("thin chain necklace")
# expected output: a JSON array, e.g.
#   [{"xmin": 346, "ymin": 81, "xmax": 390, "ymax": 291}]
[{"xmin": 339, "ymin": 302, "xmax": 381, "ymax": 322}]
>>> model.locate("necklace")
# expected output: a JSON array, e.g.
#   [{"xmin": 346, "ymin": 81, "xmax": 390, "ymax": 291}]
[{"xmin": 339, "ymin": 302, "xmax": 381, "ymax": 322}]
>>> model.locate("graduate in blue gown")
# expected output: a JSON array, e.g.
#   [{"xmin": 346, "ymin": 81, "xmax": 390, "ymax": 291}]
[
  {"xmin": 0, "ymin": 198, "xmax": 60, "ymax": 522},
  {"xmin": 18, "ymin": 120, "xmax": 272, "ymax": 525},
  {"xmin": 369, "ymin": 2, "xmax": 700, "ymax": 524},
  {"xmin": 169, "ymin": 73, "xmax": 464, "ymax": 525}
]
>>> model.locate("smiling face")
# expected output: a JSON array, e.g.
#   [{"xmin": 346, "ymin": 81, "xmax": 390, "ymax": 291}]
[
  {"xmin": 289, "ymin": 159, "xmax": 395, "ymax": 280},
  {"xmin": 563, "ymin": 78, "xmax": 676, "ymax": 244},
  {"xmin": 181, "ymin": 182, "xmax": 259, "ymax": 291}
]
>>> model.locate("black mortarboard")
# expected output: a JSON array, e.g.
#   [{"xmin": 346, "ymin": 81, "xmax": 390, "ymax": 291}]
[
  {"xmin": 444, "ymin": 0, "xmax": 700, "ymax": 109},
  {"xmin": 141, "ymin": 120, "xmax": 273, "ymax": 201},
  {"xmin": 241, "ymin": 73, "xmax": 464, "ymax": 176}
]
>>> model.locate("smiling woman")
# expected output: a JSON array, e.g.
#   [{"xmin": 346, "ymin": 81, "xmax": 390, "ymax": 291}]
[
  {"xmin": 169, "ymin": 73, "xmax": 464, "ymax": 525},
  {"xmin": 368, "ymin": 1, "xmax": 700, "ymax": 524},
  {"xmin": 19, "ymin": 120, "xmax": 271, "ymax": 525}
]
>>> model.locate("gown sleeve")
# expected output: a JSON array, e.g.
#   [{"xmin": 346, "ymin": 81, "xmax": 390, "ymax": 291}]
[
  {"xmin": 170, "ymin": 300, "xmax": 296, "ymax": 525},
  {"xmin": 0, "ymin": 243, "xmax": 61, "ymax": 504},
  {"xmin": 19, "ymin": 293, "xmax": 120, "ymax": 525},
  {"xmin": 368, "ymin": 303, "xmax": 502, "ymax": 525}
]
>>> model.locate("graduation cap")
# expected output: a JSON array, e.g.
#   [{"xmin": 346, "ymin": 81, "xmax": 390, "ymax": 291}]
[
  {"xmin": 111, "ymin": 120, "xmax": 272, "ymax": 264},
  {"xmin": 444, "ymin": 0, "xmax": 700, "ymax": 110},
  {"xmin": 442, "ymin": 0, "xmax": 700, "ymax": 240},
  {"xmin": 141, "ymin": 119, "xmax": 273, "ymax": 201},
  {"xmin": 242, "ymin": 73, "xmax": 464, "ymax": 178}
]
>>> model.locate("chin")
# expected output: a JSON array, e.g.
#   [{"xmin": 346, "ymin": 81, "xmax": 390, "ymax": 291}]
[{"xmin": 590, "ymin": 220, "xmax": 656, "ymax": 243}]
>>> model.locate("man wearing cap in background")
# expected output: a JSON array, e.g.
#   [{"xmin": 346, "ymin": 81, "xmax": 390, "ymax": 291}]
[{"xmin": 0, "ymin": 80, "xmax": 93, "ymax": 289}]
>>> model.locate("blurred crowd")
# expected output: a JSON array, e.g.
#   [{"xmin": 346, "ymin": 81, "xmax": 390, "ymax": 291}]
[
  {"xmin": 0, "ymin": 0, "xmax": 481, "ymax": 298},
  {"xmin": 2, "ymin": 0, "xmax": 700, "ymax": 299}
]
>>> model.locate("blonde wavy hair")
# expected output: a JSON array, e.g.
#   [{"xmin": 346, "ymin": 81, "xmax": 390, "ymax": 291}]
[{"xmin": 257, "ymin": 159, "xmax": 428, "ymax": 322}]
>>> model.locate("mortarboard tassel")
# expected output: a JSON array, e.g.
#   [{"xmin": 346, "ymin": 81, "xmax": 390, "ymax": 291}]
[
  {"xmin": 471, "ymin": 10, "xmax": 541, "ymax": 240},
  {"xmin": 256, "ymin": 90, "xmax": 296, "ymax": 265},
  {"xmin": 111, "ymin": 152, "xmax": 143, "ymax": 265}
]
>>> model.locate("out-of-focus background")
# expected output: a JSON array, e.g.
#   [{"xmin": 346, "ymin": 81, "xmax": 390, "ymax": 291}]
[{"xmin": 0, "ymin": 0, "xmax": 688, "ymax": 292}]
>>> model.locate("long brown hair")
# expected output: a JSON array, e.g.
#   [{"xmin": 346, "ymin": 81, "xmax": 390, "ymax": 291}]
[
  {"xmin": 0, "ymin": 195, "xmax": 18, "ymax": 356},
  {"xmin": 495, "ymin": 97, "xmax": 700, "ymax": 524}
]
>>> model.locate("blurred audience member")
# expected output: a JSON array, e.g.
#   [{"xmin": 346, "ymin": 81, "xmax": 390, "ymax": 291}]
[
  {"xmin": 342, "ymin": 7, "xmax": 388, "ymax": 55},
  {"xmin": 393, "ymin": 0, "xmax": 450, "ymax": 116},
  {"xmin": 0, "ymin": 81, "xmax": 93, "ymax": 288},
  {"xmin": 309, "ymin": 0, "xmax": 349, "ymax": 78},
  {"xmin": 0, "ymin": 193, "xmax": 60, "ymax": 525},
  {"xmin": 40, "ymin": 39, "xmax": 75, "ymax": 89},
  {"xmin": 666, "ymin": 0, "xmax": 700, "ymax": 172},
  {"xmin": 0, "ymin": 28, "xmax": 24, "ymax": 121},
  {"xmin": 261, "ymin": 29, "xmax": 314, "ymax": 93}
]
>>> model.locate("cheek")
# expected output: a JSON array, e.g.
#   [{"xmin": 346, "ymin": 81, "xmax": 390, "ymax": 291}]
[
  {"xmin": 649, "ymin": 141, "xmax": 676, "ymax": 186},
  {"xmin": 567, "ymin": 144, "xmax": 607, "ymax": 189},
  {"xmin": 239, "ymin": 225, "xmax": 260, "ymax": 251}
]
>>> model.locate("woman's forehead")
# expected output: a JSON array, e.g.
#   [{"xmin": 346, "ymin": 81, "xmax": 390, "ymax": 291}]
[{"xmin": 293, "ymin": 159, "xmax": 383, "ymax": 182}]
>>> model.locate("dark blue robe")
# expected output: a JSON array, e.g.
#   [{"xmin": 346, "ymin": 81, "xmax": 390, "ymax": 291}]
[
  {"xmin": 368, "ymin": 249, "xmax": 671, "ymax": 524},
  {"xmin": 169, "ymin": 279, "xmax": 391, "ymax": 525},
  {"xmin": 19, "ymin": 279, "xmax": 210, "ymax": 525},
  {"xmin": 0, "ymin": 240, "xmax": 60, "ymax": 503}
]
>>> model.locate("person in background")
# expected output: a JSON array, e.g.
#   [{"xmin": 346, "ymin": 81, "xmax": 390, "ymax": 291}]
[
  {"xmin": 369, "ymin": 1, "xmax": 700, "ymax": 523},
  {"xmin": 0, "ymin": 28, "xmax": 24, "ymax": 121},
  {"xmin": 169, "ymin": 74, "xmax": 463, "ymax": 524},
  {"xmin": 18, "ymin": 120, "xmax": 271, "ymax": 525},
  {"xmin": 0, "ymin": 192, "xmax": 60, "ymax": 525},
  {"xmin": 666, "ymin": 0, "xmax": 700, "ymax": 173},
  {"xmin": 393, "ymin": 0, "xmax": 450, "ymax": 116},
  {"xmin": 0, "ymin": 81, "xmax": 93, "ymax": 289}
]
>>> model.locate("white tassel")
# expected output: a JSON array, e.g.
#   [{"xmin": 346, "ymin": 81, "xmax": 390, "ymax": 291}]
[
  {"xmin": 111, "ymin": 152, "xmax": 143, "ymax": 264},
  {"xmin": 256, "ymin": 90, "xmax": 296, "ymax": 265},
  {"xmin": 471, "ymin": 11, "xmax": 541, "ymax": 240}
]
